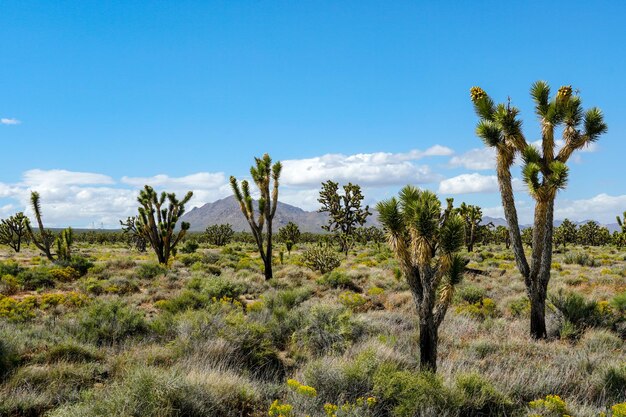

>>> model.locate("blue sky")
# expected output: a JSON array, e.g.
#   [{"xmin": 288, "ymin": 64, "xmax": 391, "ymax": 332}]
[{"xmin": 1, "ymin": 1, "xmax": 625, "ymax": 227}]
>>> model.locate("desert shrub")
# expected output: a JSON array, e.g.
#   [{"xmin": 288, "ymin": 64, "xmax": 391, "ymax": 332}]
[
  {"xmin": 455, "ymin": 372, "xmax": 512, "ymax": 416},
  {"xmin": 155, "ymin": 289, "xmax": 210, "ymax": 313},
  {"xmin": 106, "ymin": 257, "xmax": 136, "ymax": 270},
  {"xmin": 17, "ymin": 267, "xmax": 55, "ymax": 290},
  {"xmin": 181, "ymin": 240, "xmax": 199, "ymax": 254},
  {"xmin": 56, "ymin": 255, "xmax": 94, "ymax": 276},
  {"xmin": 564, "ymin": 251, "xmax": 598, "ymax": 267},
  {"xmin": 338, "ymin": 291, "xmax": 368, "ymax": 311},
  {"xmin": 611, "ymin": 291, "xmax": 626, "ymax": 315},
  {"xmin": 0, "ymin": 362, "xmax": 102, "ymax": 416},
  {"xmin": 550, "ymin": 290, "xmax": 602, "ymax": 334},
  {"xmin": 593, "ymin": 365, "xmax": 626, "ymax": 403},
  {"xmin": 373, "ymin": 363, "xmax": 457, "ymax": 416},
  {"xmin": 77, "ymin": 298, "xmax": 147, "ymax": 345},
  {"xmin": 507, "ymin": 296, "xmax": 531, "ymax": 318},
  {"xmin": 294, "ymin": 304, "xmax": 364, "ymax": 356},
  {"xmin": 105, "ymin": 276, "xmax": 140, "ymax": 295},
  {"xmin": 581, "ymin": 329, "xmax": 623, "ymax": 352},
  {"xmin": 0, "ymin": 295, "xmax": 37, "ymax": 321},
  {"xmin": 49, "ymin": 266, "xmax": 80, "ymax": 282},
  {"xmin": 0, "ymin": 274, "xmax": 19, "ymax": 295},
  {"xmin": 40, "ymin": 291, "xmax": 88, "ymax": 310},
  {"xmin": 47, "ymin": 366, "xmax": 260, "ymax": 417},
  {"xmin": 456, "ymin": 298, "xmax": 498, "ymax": 320},
  {"xmin": 456, "ymin": 285, "xmax": 486, "ymax": 305},
  {"xmin": 317, "ymin": 270, "xmax": 357, "ymax": 290},
  {"xmin": 179, "ymin": 253, "xmax": 204, "ymax": 267},
  {"xmin": 0, "ymin": 260, "xmax": 22, "ymax": 276},
  {"xmin": 136, "ymin": 262, "xmax": 167, "ymax": 279},
  {"xmin": 528, "ymin": 394, "xmax": 569, "ymax": 416},
  {"xmin": 43, "ymin": 341, "xmax": 102, "ymax": 363},
  {"xmin": 193, "ymin": 275, "xmax": 245, "ymax": 299},
  {"xmin": 302, "ymin": 245, "xmax": 342, "ymax": 274}
]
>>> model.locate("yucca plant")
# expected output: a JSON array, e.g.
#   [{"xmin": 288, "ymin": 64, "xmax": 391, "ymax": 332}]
[
  {"xmin": 231, "ymin": 153, "xmax": 282, "ymax": 280},
  {"xmin": 0, "ymin": 212, "xmax": 30, "ymax": 253},
  {"xmin": 26, "ymin": 191, "xmax": 56, "ymax": 261},
  {"xmin": 457, "ymin": 202, "xmax": 482, "ymax": 252},
  {"xmin": 135, "ymin": 185, "xmax": 193, "ymax": 264},
  {"xmin": 470, "ymin": 82, "xmax": 607, "ymax": 339},
  {"xmin": 377, "ymin": 186, "xmax": 465, "ymax": 371}
]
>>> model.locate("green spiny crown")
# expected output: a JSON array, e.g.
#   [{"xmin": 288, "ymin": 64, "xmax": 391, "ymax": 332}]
[{"xmin": 557, "ymin": 85, "xmax": 572, "ymax": 100}]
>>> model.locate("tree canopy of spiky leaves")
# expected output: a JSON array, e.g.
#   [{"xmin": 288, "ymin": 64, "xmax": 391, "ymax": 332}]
[
  {"xmin": 278, "ymin": 222, "xmax": 301, "ymax": 254},
  {"xmin": 0, "ymin": 212, "xmax": 30, "ymax": 253},
  {"xmin": 377, "ymin": 185, "xmax": 465, "ymax": 371},
  {"xmin": 470, "ymin": 82, "xmax": 607, "ymax": 339},
  {"xmin": 230, "ymin": 153, "xmax": 282, "ymax": 280},
  {"xmin": 577, "ymin": 220, "xmax": 610, "ymax": 246},
  {"xmin": 26, "ymin": 191, "xmax": 56, "ymax": 261},
  {"xmin": 135, "ymin": 185, "xmax": 192, "ymax": 264},
  {"xmin": 205, "ymin": 223, "xmax": 235, "ymax": 246},
  {"xmin": 555, "ymin": 218, "xmax": 577, "ymax": 249},
  {"xmin": 617, "ymin": 212, "xmax": 626, "ymax": 234},
  {"xmin": 120, "ymin": 216, "xmax": 147, "ymax": 252},
  {"xmin": 318, "ymin": 181, "xmax": 371, "ymax": 256},
  {"xmin": 56, "ymin": 227, "xmax": 73, "ymax": 261},
  {"xmin": 355, "ymin": 226, "xmax": 386, "ymax": 249}
]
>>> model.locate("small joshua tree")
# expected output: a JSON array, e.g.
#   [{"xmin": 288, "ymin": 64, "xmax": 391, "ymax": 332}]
[
  {"xmin": 205, "ymin": 223, "xmax": 235, "ymax": 246},
  {"xmin": 231, "ymin": 154, "xmax": 282, "ymax": 280},
  {"xmin": 56, "ymin": 227, "xmax": 73, "ymax": 261},
  {"xmin": 26, "ymin": 191, "xmax": 56, "ymax": 261},
  {"xmin": 318, "ymin": 181, "xmax": 371, "ymax": 256},
  {"xmin": 120, "ymin": 216, "xmax": 147, "ymax": 252},
  {"xmin": 556, "ymin": 218, "xmax": 578, "ymax": 249},
  {"xmin": 0, "ymin": 212, "xmax": 30, "ymax": 253},
  {"xmin": 278, "ymin": 222, "xmax": 301, "ymax": 255},
  {"xmin": 377, "ymin": 186, "xmax": 465, "ymax": 372},
  {"xmin": 135, "ymin": 185, "xmax": 193, "ymax": 264}
]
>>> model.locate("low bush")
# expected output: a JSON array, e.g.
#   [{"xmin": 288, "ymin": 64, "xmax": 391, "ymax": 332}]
[
  {"xmin": 302, "ymin": 245, "xmax": 342, "ymax": 274},
  {"xmin": 77, "ymin": 298, "xmax": 147, "ymax": 345},
  {"xmin": 17, "ymin": 267, "xmax": 55, "ymax": 290},
  {"xmin": 136, "ymin": 262, "xmax": 167, "ymax": 279},
  {"xmin": 564, "ymin": 251, "xmax": 598, "ymax": 267}
]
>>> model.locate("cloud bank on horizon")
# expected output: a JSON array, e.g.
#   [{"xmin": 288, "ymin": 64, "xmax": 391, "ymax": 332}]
[{"xmin": 0, "ymin": 145, "xmax": 621, "ymax": 228}]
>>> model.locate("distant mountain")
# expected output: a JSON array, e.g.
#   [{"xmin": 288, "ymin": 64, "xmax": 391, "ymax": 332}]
[{"xmin": 182, "ymin": 195, "xmax": 380, "ymax": 233}]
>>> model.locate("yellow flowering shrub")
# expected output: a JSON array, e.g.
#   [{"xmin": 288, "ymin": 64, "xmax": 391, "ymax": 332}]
[
  {"xmin": 612, "ymin": 402, "xmax": 626, "ymax": 417},
  {"xmin": 338, "ymin": 291, "xmax": 367, "ymax": 311},
  {"xmin": 287, "ymin": 379, "xmax": 317, "ymax": 397},
  {"xmin": 528, "ymin": 394, "xmax": 570, "ymax": 416},
  {"xmin": 268, "ymin": 399, "xmax": 294, "ymax": 417}
]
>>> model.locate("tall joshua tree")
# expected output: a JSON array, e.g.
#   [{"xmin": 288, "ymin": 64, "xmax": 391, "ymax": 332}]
[
  {"xmin": 231, "ymin": 154, "xmax": 282, "ymax": 280},
  {"xmin": 470, "ymin": 82, "xmax": 607, "ymax": 339},
  {"xmin": 278, "ymin": 221, "xmax": 301, "ymax": 255},
  {"xmin": 377, "ymin": 186, "xmax": 465, "ymax": 371},
  {"xmin": 26, "ymin": 191, "xmax": 55, "ymax": 261},
  {"xmin": 135, "ymin": 185, "xmax": 193, "ymax": 264}
]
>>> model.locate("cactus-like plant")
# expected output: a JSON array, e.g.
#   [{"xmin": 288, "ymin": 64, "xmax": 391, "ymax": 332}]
[
  {"xmin": 26, "ymin": 191, "xmax": 55, "ymax": 261},
  {"xmin": 134, "ymin": 185, "xmax": 193, "ymax": 265},
  {"xmin": 56, "ymin": 227, "xmax": 74, "ymax": 261},
  {"xmin": 230, "ymin": 154, "xmax": 282, "ymax": 280},
  {"xmin": 377, "ymin": 186, "xmax": 465, "ymax": 372},
  {"xmin": 470, "ymin": 82, "xmax": 607, "ymax": 339},
  {"xmin": 120, "ymin": 216, "xmax": 147, "ymax": 252},
  {"xmin": 0, "ymin": 212, "xmax": 30, "ymax": 253},
  {"xmin": 457, "ymin": 203, "xmax": 482, "ymax": 252},
  {"xmin": 278, "ymin": 222, "xmax": 301, "ymax": 255},
  {"xmin": 205, "ymin": 223, "xmax": 235, "ymax": 246}
]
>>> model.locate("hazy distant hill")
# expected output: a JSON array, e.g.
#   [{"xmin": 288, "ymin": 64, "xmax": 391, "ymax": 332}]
[{"xmin": 183, "ymin": 195, "xmax": 380, "ymax": 233}]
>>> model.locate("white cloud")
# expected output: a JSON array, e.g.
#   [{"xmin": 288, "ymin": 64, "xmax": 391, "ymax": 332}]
[
  {"xmin": 282, "ymin": 146, "xmax": 451, "ymax": 187},
  {"xmin": 23, "ymin": 169, "xmax": 114, "ymax": 187},
  {"xmin": 448, "ymin": 148, "xmax": 495, "ymax": 170},
  {"xmin": 555, "ymin": 193, "xmax": 626, "ymax": 224},
  {"xmin": 439, "ymin": 173, "xmax": 499, "ymax": 194},
  {"xmin": 1, "ymin": 118, "xmax": 20, "ymax": 125},
  {"xmin": 121, "ymin": 172, "xmax": 226, "ymax": 189}
]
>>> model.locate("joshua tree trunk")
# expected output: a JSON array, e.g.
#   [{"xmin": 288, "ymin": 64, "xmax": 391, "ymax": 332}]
[
  {"xmin": 529, "ymin": 288, "xmax": 548, "ymax": 339},
  {"xmin": 265, "ymin": 216, "xmax": 273, "ymax": 280},
  {"xmin": 419, "ymin": 314, "xmax": 438, "ymax": 372}
]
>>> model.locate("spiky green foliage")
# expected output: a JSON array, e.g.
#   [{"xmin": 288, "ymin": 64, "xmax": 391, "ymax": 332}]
[
  {"xmin": 470, "ymin": 81, "xmax": 607, "ymax": 339},
  {"xmin": 578, "ymin": 221, "xmax": 611, "ymax": 246},
  {"xmin": 457, "ymin": 203, "xmax": 482, "ymax": 252},
  {"xmin": 134, "ymin": 185, "xmax": 193, "ymax": 265},
  {"xmin": 377, "ymin": 185, "xmax": 465, "ymax": 372},
  {"xmin": 554, "ymin": 218, "xmax": 577, "ymax": 249},
  {"xmin": 277, "ymin": 222, "xmax": 301, "ymax": 254},
  {"xmin": 26, "ymin": 191, "xmax": 55, "ymax": 261},
  {"xmin": 120, "ymin": 216, "xmax": 147, "ymax": 252},
  {"xmin": 205, "ymin": 223, "xmax": 235, "ymax": 246},
  {"xmin": 0, "ymin": 212, "xmax": 30, "ymax": 253},
  {"xmin": 318, "ymin": 181, "xmax": 371, "ymax": 256},
  {"xmin": 230, "ymin": 153, "xmax": 282, "ymax": 280},
  {"xmin": 55, "ymin": 227, "xmax": 74, "ymax": 261}
]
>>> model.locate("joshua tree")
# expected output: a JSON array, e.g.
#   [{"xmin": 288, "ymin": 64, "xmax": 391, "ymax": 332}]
[
  {"xmin": 495, "ymin": 226, "xmax": 511, "ymax": 249},
  {"xmin": 318, "ymin": 181, "xmax": 371, "ymax": 256},
  {"xmin": 556, "ymin": 218, "xmax": 578, "ymax": 249},
  {"xmin": 617, "ymin": 211, "xmax": 626, "ymax": 233},
  {"xmin": 278, "ymin": 222, "xmax": 301, "ymax": 255},
  {"xmin": 55, "ymin": 227, "xmax": 74, "ymax": 261},
  {"xmin": 457, "ymin": 203, "xmax": 482, "ymax": 252},
  {"xmin": 26, "ymin": 191, "xmax": 56, "ymax": 261},
  {"xmin": 0, "ymin": 212, "xmax": 30, "ymax": 252},
  {"xmin": 134, "ymin": 185, "xmax": 193, "ymax": 264},
  {"xmin": 205, "ymin": 223, "xmax": 235, "ymax": 246},
  {"xmin": 377, "ymin": 186, "xmax": 465, "ymax": 371},
  {"xmin": 120, "ymin": 216, "xmax": 147, "ymax": 252},
  {"xmin": 470, "ymin": 82, "xmax": 607, "ymax": 339},
  {"xmin": 356, "ymin": 226, "xmax": 386, "ymax": 250},
  {"xmin": 231, "ymin": 154, "xmax": 282, "ymax": 280}
]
